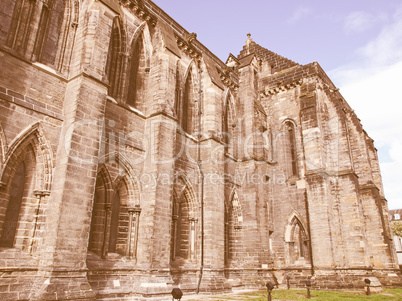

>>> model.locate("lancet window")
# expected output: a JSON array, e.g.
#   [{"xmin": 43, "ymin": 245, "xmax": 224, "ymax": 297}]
[
  {"xmin": 88, "ymin": 167, "xmax": 141, "ymax": 259},
  {"xmin": 105, "ymin": 17, "xmax": 124, "ymax": 99},
  {"xmin": 285, "ymin": 213, "xmax": 310, "ymax": 265},
  {"xmin": 127, "ymin": 31, "xmax": 149, "ymax": 111},
  {"xmin": 284, "ymin": 121, "xmax": 298, "ymax": 177},
  {"xmin": 224, "ymin": 191, "xmax": 243, "ymax": 267},
  {"xmin": 171, "ymin": 179, "xmax": 198, "ymax": 263}
]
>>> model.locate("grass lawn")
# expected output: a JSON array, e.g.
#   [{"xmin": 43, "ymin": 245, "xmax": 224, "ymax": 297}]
[
  {"xmin": 236, "ymin": 289, "xmax": 402, "ymax": 300},
  {"xmin": 189, "ymin": 289, "xmax": 402, "ymax": 300}
]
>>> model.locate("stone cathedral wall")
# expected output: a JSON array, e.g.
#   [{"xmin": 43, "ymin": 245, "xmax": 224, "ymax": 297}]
[{"xmin": 0, "ymin": 0, "xmax": 400, "ymax": 300}]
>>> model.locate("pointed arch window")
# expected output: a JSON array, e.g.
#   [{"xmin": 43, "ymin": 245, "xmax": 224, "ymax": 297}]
[
  {"xmin": 0, "ymin": 146, "xmax": 38, "ymax": 251},
  {"xmin": 2, "ymin": 0, "xmax": 73, "ymax": 69},
  {"xmin": 0, "ymin": 0, "xmax": 17, "ymax": 42},
  {"xmin": 171, "ymin": 181, "xmax": 197, "ymax": 263},
  {"xmin": 0, "ymin": 162, "xmax": 25, "ymax": 247},
  {"xmin": 285, "ymin": 214, "xmax": 310, "ymax": 265},
  {"xmin": 224, "ymin": 191, "xmax": 242, "ymax": 267},
  {"xmin": 88, "ymin": 169, "xmax": 141, "ymax": 259},
  {"xmin": 171, "ymin": 194, "xmax": 196, "ymax": 261},
  {"xmin": 171, "ymin": 194, "xmax": 180, "ymax": 260},
  {"xmin": 223, "ymin": 100, "xmax": 229, "ymax": 146},
  {"xmin": 285, "ymin": 121, "xmax": 298, "ymax": 177},
  {"xmin": 108, "ymin": 191, "xmax": 120, "ymax": 253},
  {"xmin": 289, "ymin": 220, "xmax": 309, "ymax": 263},
  {"xmin": 3, "ymin": 0, "xmax": 35, "ymax": 54},
  {"xmin": 174, "ymin": 63, "xmax": 181, "ymax": 117},
  {"xmin": 223, "ymin": 94, "xmax": 237, "ymax": 156},
  {"xmin": 127, "ymin": 32, "xmax": 149, "ymax": 111},
  {"xmin": 0, "ymin": 124, "xmax": 53, "ymax": 252},
  {"xmin": 182, "ymin": 72, "xmax": 191, "ymax": 133},
  {"xmin": 292, "ymin": 222, "xmax": 306, "ymax": 259},
  {"xmin": 106, "ymin": 17, "xmax": 124, "ymax": 99},
  {"xmin": 88, "ymin": 173, "xmax": 108, "ymax": 256},
  {"xmin": 127, "ymin": 37, "xmax": 140, "ymax": 106},
  {"xmin": 33, "ymin": 0, "xmax": 66, "ymax": 66},
  {"xmin": 181, "ymin": 70, "xmax": 197, "ymax": 135}
]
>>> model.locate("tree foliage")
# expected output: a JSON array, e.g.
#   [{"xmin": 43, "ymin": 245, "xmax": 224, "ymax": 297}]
[{"xmin": 392, "ymin": 221, "xmax": 402, "ymax": 237}]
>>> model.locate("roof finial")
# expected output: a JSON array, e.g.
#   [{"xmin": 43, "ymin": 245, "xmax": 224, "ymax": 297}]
[{"xmin": 246, "ymin": 33, "xmax": 253, "ymax": 53}]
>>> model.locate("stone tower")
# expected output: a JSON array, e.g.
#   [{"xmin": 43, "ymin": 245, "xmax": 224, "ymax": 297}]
[{"xmin": 0, "ymin": 0, "xmax": 400, "ymax": 300}]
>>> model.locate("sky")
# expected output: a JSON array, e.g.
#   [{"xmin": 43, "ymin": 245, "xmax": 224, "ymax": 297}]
[{"xmin": 153, "ymin": 0, "xmax": 402, "ymax": 210}]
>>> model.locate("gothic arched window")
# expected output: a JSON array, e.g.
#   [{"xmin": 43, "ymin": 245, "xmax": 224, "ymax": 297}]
[
  {"xmin": 3, "ymin": 0, "xmax": 35, "ymax": 54},
  {"xmin": 0, "ymin": 162, "xmax": 25, "ymax": 247},
  {"xmin": 171, "ymin": 193, "xmax": 196, "ymax": 261},
  {"xmin": 174, "ymin": 63, "xmax": 181, "ymax": 117},
  {"xmin": 34, "ymin": 0, "xmax": 65, "ymax": 66},
  {"xmin": 108, "ymin": 191, "xmax": 120, "ymax": 253},
  {"xmin": 2, "ymin": 0, "xmax": 73, "ymax": 69},
  {"xmin": 0, "ymin": 124, "xmax": 52, "ymax": 253},
  {"xmin": 127, "ymin": 32, "xmax": 149, "ymax": 111},
  {"xmin": 181, "ymin": 70, "xmax": 197, "ymax": 135},
  {"xmin": 171, "ymin": 180, "xmax": 197, "ymax": 263},
  {"xmin": 0, "ymin": 0, "xmax": 17, "ymax": 43},
  {"xmin": 105, "ymin": 17, "xmax": 124, "ymax": 99},
  {"xmin": 88, "ymin": 173, "xmax": 108, "ymax": 256},
  {"xmin": 285, "ymin": 121, "xmax": 298, "ymax": 177},
  {"xmin": 171, "ymin": 195, "xmax": 181, "ymax": 260},
  {"xmin": 88, "ymin": 168, "xmax": 141, "ymax": 259},
  {"xmin": 0, "ymin": 144, "xmax": 37, "ymax": 252},
  {"xmin": 223, "ymin": 94, "xmax": 236, "ymax": 156},
  {"xmin": 289, "ymin": 220, "xmax": 309, "ymax": 263},
  {"xmin": 127, "ymin": 38, "xmax": 140, "ymax": 107},
  {"xmin": 285, "ymin": 213, "xmax": 310, "ymax": 265},
  {"xmin": 224, "ymin": 191, "xmax": 242, "ymax": 267},
  {"xmin": 182, "ymin": 72, "xmax": 191, "ymax": 133}
]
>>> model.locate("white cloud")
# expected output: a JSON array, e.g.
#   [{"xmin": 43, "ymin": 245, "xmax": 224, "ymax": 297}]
[
  {"xmin": 340, "ymin": 61, "xmax": 402, "ymax": 129},
  {"xmin": 330, "ymin": 8, "xmax": 402, "ymax": 210},
  {"xmin": 340, "ymin": 62, "xmax": 402, "ymax": 210},
  {"xmin": 335, "ymin": 8, "xmax": 402, "ymax": 77},
  {"xmin": 343, "ymin": 11, "xmax": 383, "ymax": 34},
  {"xmin": 381, "ymin": 162, "xmax": 402, "ymax": 210},
  {"xmin": 358, "ymin": 12, "xmax": 402, "ymax": 65},
  {"xmin": 389, "ymin": 141, "xmax": 402, "ymax": 163},
  {"xmin": 288, "ymin": 7, "xmax": 312, "ymax": 23}
]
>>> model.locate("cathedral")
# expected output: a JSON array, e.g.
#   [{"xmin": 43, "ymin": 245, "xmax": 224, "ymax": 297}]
[{"xmin": 0, "ymin": 0, "xmax": 401, "ymax": 300}]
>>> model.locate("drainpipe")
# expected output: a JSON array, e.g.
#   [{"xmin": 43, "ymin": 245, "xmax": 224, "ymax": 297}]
[{"xmin": 196, "ymin": 64, "xmax": 204, "ymax": 294}]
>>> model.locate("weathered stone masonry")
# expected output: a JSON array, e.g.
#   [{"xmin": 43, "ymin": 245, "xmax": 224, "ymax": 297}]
[{"xmin": 0, "ymin": 0, "xmax": 401, "ymax": 300}]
